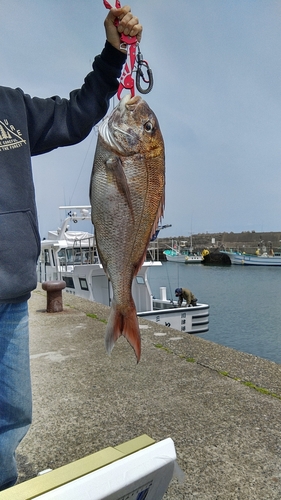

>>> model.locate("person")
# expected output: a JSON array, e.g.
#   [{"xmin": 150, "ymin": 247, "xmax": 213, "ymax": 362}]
[
  {"xmin": 175, "ymin": 288, "xmax": 197, "ymax": 307},
  {"xmin": 0, "ymin": 6, "xmax": 142, "ymax": 491}
]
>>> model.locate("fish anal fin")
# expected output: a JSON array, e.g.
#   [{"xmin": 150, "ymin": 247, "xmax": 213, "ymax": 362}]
[
  {"xmin": 134, "ymin": 247, "xmax": 149, "ymax": 277},
  {"xmin": 133, "ymin": 195, "xmax": 165, "ymax": 277}
]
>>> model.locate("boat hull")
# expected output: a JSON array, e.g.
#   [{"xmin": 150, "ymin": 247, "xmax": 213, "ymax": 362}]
[
  {"xmin": 184, "ymin": 255, "xmax": 203, "ymax": 264},
  {"xmin": 221, "ymin": 251, "xmax": 281, "ymax": 266},
  {"xmin": 164, "ymin": 250, "xmax": 202, "ymax": 263},
  {"xmin": 138, "ymin": 303, "xmax": 209, "ymax": 334},
  {"xmin": 164, "ymin": 253, "xmax": 187, "ymax": 263}
]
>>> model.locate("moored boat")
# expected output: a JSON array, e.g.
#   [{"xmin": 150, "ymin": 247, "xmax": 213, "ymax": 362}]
[
  {"xmin": 37, "ymin": 207, "xmax": 209, "ymax": 334},
  {"xmin": 163, "ymin": 239, "xmax": 203, "ymax": 264},
  {"xmin": 164, "ymin": 249, "xmax": 203, "ymax": 263},
  {"xmin": 163, "ymin": 249, "xmax": 188, "ymax": 263},
  {"xmin": 220, "ymin": 250, "xmax": 281, "ymax": 266}
]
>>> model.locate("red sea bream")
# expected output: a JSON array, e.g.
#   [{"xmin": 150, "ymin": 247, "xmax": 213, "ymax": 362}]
[{"xmin": 90, "ymin": 95, "xmax": 165, "ymax": 361}]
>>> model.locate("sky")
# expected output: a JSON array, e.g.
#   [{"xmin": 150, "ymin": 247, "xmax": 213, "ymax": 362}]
[{"xmin": 2, "ymin": 0, "xmax": 281, "ymax": 239}]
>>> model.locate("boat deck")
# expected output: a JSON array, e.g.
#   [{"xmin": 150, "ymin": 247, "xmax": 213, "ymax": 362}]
[{"xmin": 14, "ymin": 287, "xmax": 281, "ymax": 499}]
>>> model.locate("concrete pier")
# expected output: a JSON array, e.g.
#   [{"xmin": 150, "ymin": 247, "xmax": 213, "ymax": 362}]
[{"xmin": 16, "ymin": 287, "xmax": 281, "ymax": 499}]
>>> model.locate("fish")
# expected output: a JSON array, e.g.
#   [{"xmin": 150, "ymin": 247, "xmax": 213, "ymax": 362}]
[{"xmin": 90, "ymin": 94, "xmax": 165, "ymax": 362}]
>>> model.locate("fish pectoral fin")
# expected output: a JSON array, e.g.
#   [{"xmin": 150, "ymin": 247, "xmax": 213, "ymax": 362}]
[
  {"xmin": 105, "ymin": 299, "xmax": 141, "ymax": 362},
  {"xmin": 105, "ymin": 156, "xmax": 134, "ymax": 219}
]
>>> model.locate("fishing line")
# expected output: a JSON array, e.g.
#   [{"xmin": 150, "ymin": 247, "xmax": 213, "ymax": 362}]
[
  {"xmin": 180, "ymin": 264, "xmax": 197, "ymax": 290},
  {"xmin": 177, "ymin": 263, "xmax": 180, "ymax": 288},
  {"xmin": 163, "ymin": 262, "xmax": 174, "ymax": 301},
  {"xmin": 69, "ymin": 90, "xmax": 117, "ymax": 205},
  {"xmin": 69, "ymin": 130, "xmax": 97, "ymax": 204},
  {"xmin": 165, "ymin": 261, "xmax": 198, "ymax": 301}
]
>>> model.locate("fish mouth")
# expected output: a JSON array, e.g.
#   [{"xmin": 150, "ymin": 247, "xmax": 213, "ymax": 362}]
[
  {"xmin": 99, "ymin": 94, "xmax": 142, "ymax": 153},
  {"xmin": 120, "ymin": 94, "xmax": 142, "ymax": 110}
]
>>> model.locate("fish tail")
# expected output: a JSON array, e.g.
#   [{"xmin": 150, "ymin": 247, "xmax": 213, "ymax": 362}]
[
  {"xmin": 105, "ymin": 300, "xmax": 123, "ymax": 355},
  {"xmin": 105, "ymin": 299, "xmax": 141, "ymax": 362},
  {"xmin": 122, "ymin": 305, "xmax": 141, "ymax": 363}
]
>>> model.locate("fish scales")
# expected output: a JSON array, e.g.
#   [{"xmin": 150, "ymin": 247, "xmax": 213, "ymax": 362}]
[{"xmin": 90, "ymin": 95, "xmax": 165, "ymax": 361}]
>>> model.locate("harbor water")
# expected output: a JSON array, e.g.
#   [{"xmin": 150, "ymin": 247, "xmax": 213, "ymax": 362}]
[{"xmin": 147, "ymin": 262, "xmax": 281, "ymax": 365}]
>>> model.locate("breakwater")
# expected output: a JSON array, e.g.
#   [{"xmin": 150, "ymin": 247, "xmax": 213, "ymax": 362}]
[{"xmin": 148, "ymin": 230, "xmax": 281, "ymax": 262}]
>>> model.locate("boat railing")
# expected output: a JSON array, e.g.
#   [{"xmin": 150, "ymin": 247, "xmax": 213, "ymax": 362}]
[
  {"xmin": 56, "ymin": 236, "xmax": 100, "ymax": 272},
  {"xmin": 147, "ymin": 240, "xmax": 160, "ymax": 261},
  {"xmin": 152, "ymin": 298, "xmax": 178, "ymax": 310}
]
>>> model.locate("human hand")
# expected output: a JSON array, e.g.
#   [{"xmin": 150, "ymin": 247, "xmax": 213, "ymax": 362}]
[{"xmin": 104, "ymin": 5, "xmax": 142, "ymax": 52}]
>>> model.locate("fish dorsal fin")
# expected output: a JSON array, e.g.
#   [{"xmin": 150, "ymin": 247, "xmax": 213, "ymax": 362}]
[{"xmin": 105, "ymin": 156, "xmax": 134, "ymax": 219}]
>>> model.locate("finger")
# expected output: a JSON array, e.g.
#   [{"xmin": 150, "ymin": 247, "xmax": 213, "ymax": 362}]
[
  {"xmin": 105, "ymin": 6, "xmax": 142, "ymax": 45},
  {"xmin": 119, "ymin": 12, "xmax": 139, "ymax": 30},
  {"xmin": 112, "ymin": 7, "xmax": 140, "ymax": 33},
  {"xmin": 118, "ymin": 18, "xmax": 142, "ymax": 45},
  {"xmin": 109, "ymin": 6, "xmax": 131, "ymax": 22},
  {"xmin": 116, "ymin": 13, "xmax": 135, "ymax": 32},
  {"xmin": 124, "ymin": 22, "xmax": 143, "ymax": 40},
  {"xmin": 114, "ymin": 5, "xmax": 131, "ymax": 17}
]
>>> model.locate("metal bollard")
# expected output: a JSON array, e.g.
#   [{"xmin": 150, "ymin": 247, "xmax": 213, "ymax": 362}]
[{"xmin": 42, "ymin": 280, "xmax": 66, "ymax": 313}]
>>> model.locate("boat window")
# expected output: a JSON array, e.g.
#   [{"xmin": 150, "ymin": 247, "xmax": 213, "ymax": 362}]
[
  {"xmin": 65, "ymin": 249, "xmax": 74, "ymax": 264},
  {"xmin": 44, "ymin": 249, "xmax": 50, "ymax": 266},
  {"xmin": 135, "ymin": 276, "xmax": 145, "ymax": 285},
  {"xmin": 58, "ymin": 249, "xmax": 67, "ymax": 266},
  {"xmin": 51, "ymin": 249, "xmax": 55, "ymax": 267},
  {"xmin": 74, "ymin": 250, "xmax": 82, "ymax": 263},
  {"xmin": 62, "ymin": 276, "xmax": 74, "ymax": 289},
  {"xmin": 57, "ymin": 245, "xmax": 100, "ymax": 266},
  {"xmin": 79, "ymin": 278, "xmax": 89, "ymax": 291}
]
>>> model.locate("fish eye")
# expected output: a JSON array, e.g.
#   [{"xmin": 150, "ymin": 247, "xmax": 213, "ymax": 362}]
[{"xmin": 144, "ymin": 121, "xmax": 154, "ymax": 133}]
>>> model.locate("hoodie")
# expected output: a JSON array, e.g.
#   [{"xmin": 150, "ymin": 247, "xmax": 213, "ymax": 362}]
[{"xmin": 0, "ymin": 42, "xmax": 126, "ymax": 303}]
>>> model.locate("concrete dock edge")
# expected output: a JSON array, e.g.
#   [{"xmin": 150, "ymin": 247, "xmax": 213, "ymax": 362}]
[{"xmin": 15, "ymin": 287, "xmax": 281, "ymax": 499}]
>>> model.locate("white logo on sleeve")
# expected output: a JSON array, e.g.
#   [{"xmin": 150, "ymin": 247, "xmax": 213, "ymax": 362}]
[{"xmin": 0, "ymin": 120, "xmax": 26, "ymax": 151}]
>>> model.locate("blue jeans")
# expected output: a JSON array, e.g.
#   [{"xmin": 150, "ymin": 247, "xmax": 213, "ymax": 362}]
[{"xmin": 0, "ymin": 302, "xmax": 32, "ymax": 491}]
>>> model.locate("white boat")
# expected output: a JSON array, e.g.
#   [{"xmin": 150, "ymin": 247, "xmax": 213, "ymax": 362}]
[
  {"xmin": 164, "ymin": 249, "xmax": 203, "ymax": 263},
  {"xmin": 221, "ymin": 250, "xmax": 281, "ymax": 266},
  {"xmin": 37, "ymin": 206, "xmax": 209, "ymax": 334},
  {"xmin": 163, "ymin": 239, "xmax": 203, "ymax": 264},
  {"xmin": 163, "ymin": 249, "xmax": 188, "ymax": 263}
]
